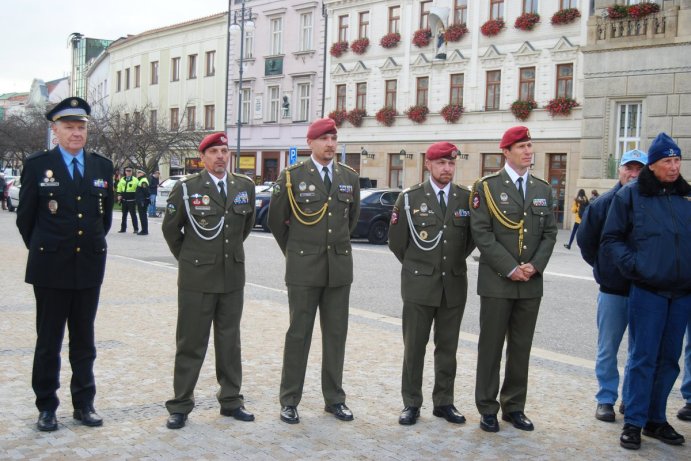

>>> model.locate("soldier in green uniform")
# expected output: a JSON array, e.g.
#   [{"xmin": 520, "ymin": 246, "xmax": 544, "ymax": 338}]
[
  {"xmin": 388, "ymin": 142, "xmax": 475, "ymax": 426},
  {"xmin": 470, "ymin": 126, "xmax": 557, "ymax": 433},
  {"xmin": 162, "ymin": 132, "xmax": 256, "ymax": 429},
  {"xmin": 268, "ymin": 118, "xmax": 360, "ymax": 424}
]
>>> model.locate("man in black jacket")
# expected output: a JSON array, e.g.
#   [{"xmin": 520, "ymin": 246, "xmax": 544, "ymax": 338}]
[{"xmin": 16, "ymin": 97, "xmax": 114, "ymax": 432}]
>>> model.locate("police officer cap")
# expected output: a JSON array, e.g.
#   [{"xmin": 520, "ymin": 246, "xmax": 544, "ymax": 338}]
[
  {"xmin": 45, "ymin": 97, "xmax": 90, "ymax": 122},
  {"xmin": 499, "ymin": 126, "xmax": 531, "ymax": 149},
  {"xmin": 426, "ymin": 142, "xmax": 459, "ymax": 161},
  {"xmin": 198, "ymin": 132, "xmax": 228, "ymax": 153},
  {"xmin": 307, "ymin": 118, "xmax": 337, "ymax": 140},
  {"xmin": 136, "ymin": 169, "xmax": 145, "ymax": 175},
  {"xmin": 619, "ymin": 149, "xmax": 648, "ymax": 166},
  {"xmin": 647, "ymin": 132, "xmax": 681, "ymax": 165}
]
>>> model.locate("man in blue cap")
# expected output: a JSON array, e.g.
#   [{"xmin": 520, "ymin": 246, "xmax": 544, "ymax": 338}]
[
  {"xmin": 602, "ymin": 132, "xmax": 691, "ymax": 450},
  {"xmin": 17, "ymin": 97, "xmax": 114, "ymax": 431},
  {"xmin": 577, "ymin": 149, "xmax": 647, "ymax": 423}
]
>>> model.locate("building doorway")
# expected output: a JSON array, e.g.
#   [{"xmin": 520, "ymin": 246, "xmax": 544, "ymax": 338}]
[{"xmin": 547, "ymin": 153, "xmax": 567, "ymax": 227}]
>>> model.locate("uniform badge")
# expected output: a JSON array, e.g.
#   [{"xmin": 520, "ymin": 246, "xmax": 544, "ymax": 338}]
[
  {"xmin": 167, "ymin": 203, "xmax": 176, "ymax": 215},
  {"xmin": 202, "ymin": 195, "xmax": 211, "ymax": 205},
  {"xmin": 299, "ymin": 181, "xmax": 307, "ymax": 191},
  {"xmin": 46, "ymin": 170, "xmax": 53, "ymax": 179},
  {"xmin": 308, "ymin": 184, "xmax": 316, "ymax": 192},
  {"xmin": 472, "ymin": 191, "xmax": 481, "ymax": 209},
  {"xmin": 420, "ymin": 230, "xmax": 428, "ymax": 240},
  {"xmin": 500, "ymin": 192, "xmax": 509, "ymax": 202},
  {"xmin": 273, "ymin": 185, "xmax": 281, "ymax": 196},
  {"xmin": 48, "ymin": 200, "xmax": 58, "ymax": 214},
  {"xmin": 532, "ymin": 198, "xmax": 547, "ymax": 207},
  {"xmin": 70, "ymin": 99, "xmax": 79, "ymax": 107},
  {"xmin": 199, "ymin": 218, "xmax": 209, "ymax": 227},
  {"xmin": 420, "ymin": 203, "xmax": 428, "ymax": 213},
  {"xmin": 391, "ymin": 208, "xmax": 399, "ymax": 225},
  {"xmin": 192, "ymin": 198, "xmax": 202, "ymax": 206},
  {"xmin": 338, "ymin": 184, "xmax": 353, "ymax": 194},
  {"xmin": 233, "ymin": 191, "xmax": 249, "ymax": 205}
]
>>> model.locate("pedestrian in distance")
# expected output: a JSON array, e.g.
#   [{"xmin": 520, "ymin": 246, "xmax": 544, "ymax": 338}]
[
  {"xmin": 134, "ymin": 170, "xmax": 149, "ymax": 235},
  {"xmin": 0, "ymin": 173, "xmax": 6, "ymax": 210},
  {"xmin": 16, "ymin": 96, "xmax": 114, "ymax": 432},
  {"xmin": 148, "ymin": 170, "xmax": 160, "ymax": 217},
  {"xmin": 577, "ymin": 149, "xmax": 647, "ymax": 423},
  {"xmin": 590, "ymin": 189, "xmax": 600, "ymax": 201},
  {"xmin": 161, "ymin": 132, "xmax": 256, "ymax": 429},
  {"xmin": 267, "ymin": 118, "xmax": 360, "ymax": 425},
  {"xmin": 678, "ymin": 327, "xmax": 691, "ymax": 421},
  {"xmin": 116, "ymin": 167, "xmax": 139, "ymax": 233},
  {"xmin": 563, "ymin": 188, "xmax": 588, "ymax": 249},
  {"xmin": 388, "ymin": 141, "xmax": 475, "ymax": 426}
]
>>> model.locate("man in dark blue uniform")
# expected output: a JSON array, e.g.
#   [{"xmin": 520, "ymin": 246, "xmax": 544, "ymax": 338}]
[{"xmin": 17, "ymin": 97, "xmax": 114, "ymax": 432}]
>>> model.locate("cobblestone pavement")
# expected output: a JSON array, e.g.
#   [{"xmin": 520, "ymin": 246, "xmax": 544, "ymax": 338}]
[{"xmin": 0, "ymin": 213, "xmax": 687, "ymax": 460}]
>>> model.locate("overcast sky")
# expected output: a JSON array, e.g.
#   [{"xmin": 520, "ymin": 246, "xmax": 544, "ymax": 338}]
[{"xmin": 1, "ymin": 0, "xmax": 228, "ymax": 94}]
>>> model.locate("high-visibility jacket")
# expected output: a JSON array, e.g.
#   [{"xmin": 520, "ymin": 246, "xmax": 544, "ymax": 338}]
[{"xmin": 117, "ymin": 176, "xmax": 138, "ymax": 200}]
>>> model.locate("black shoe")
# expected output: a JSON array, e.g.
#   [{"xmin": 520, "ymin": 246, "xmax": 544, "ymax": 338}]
[
  {"xmin": 166, "ymin": 413, "xmax": 187, "ymax": 429},
  {"xmin": 643, "ymin": 421, "xmax": 685, "ymax": 445},
  {"xmin": 37, "ymin": 410, "xmax": 58, "ymax": 432},
  {"xmin": 595, "ymin": 403, "xmax": 615, "ymax": 422},
  {"xmin": 502, "ymin": 411, "xmax": 534, "ymax": 431},
  {"xmin": 620, "ymin": 423, "xmax": 641, "ymax": 450},
  {"xmin": 118, "ymin": 230, "xmax": 126, "ymax": 233},
  {"xmin": 398, "ymin": 406, "xmax": 420, "ymax": 425},
  {"xmin": 73, "ymin": 406, "xmax": 103, "ymax": 427},
  {"xmin": 133, "ymin": 230, "xmax": 139, "ymax": 234},
  {"xmin": 325, "ymin": 403, "xmax": 354, "ymax": 421},
  {"xmin": 433, "ymin": 405, "xmax": 466, "ymax": 424},
  {"xmin": 563, "ymin": 244, "xmax": 570, "ymax": 249},
  {"xmin": 619, "ymin": 402, "xmax": 625, "ymax": 415},
  {"xmin": 220, "ymin": 406, "xmax": 255, "ymax": 422},
  {"xmin": 480, "ymin": 414, "xmax": 499, "ymax": 432},
  {"xmin": 678, "ymin": 403, "xmax": 691, "ymax": 421},
  {"xmin": 280, "ymin": 406, "xmax": 299, "ymax": 424},
  {"xmin": 137, "ymin": 232, "xmax": 148, "ymax": 235}
]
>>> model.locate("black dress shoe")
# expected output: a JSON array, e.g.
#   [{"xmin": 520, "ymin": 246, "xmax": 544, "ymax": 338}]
[
  {"xmin": 643, "ymin": 421, "xmax": 685, "ymax": 445},
  {"xmin": 118, "ymin": 230, "xmax": 126, "ymax": 233},
  {"xmin": 325, "ymin": 403, "xmax": 354, "ymax": 421},
  {"xmin": 502, "ymin": 411, "xmax": 534, "ymax": 431},
  {"xmin": 166, "ymin": 413, "xmax": 187, "ymax": 429},
  {"xmin": 37, "ymin": 410, "xmax": 58, "ymax": 432},
  {"xmin": 595, "ymin": 403, "xmax": 615, "ymax": 422},
  {"xmin": 433, "ymin": 405, "xmax": 466, "ymax": 424},
  {"xmin": 620, "ymin": 423, "xmax": 641, "ymax": 450},
  {"xmin": 480, "ymin": 414, "xmax": 499, "ymax": 432},
  {"xmin": 678, "ymin": 403, "xmax": 691, "ymax": 421},
  {"xmin": 73, "ymin": 407, "xmax": 103, "ymax": 427},
  {"xmin": 137, "ymin": 232, "xmax": 148, "ymax": 235},
  {"xmin": 220, "ymin": 406, "xmax": 255, "ymax": 422},
  {"xmin": 399, "ymin": 406, "xmax": 420, "ymax": 425},
  {"xmin": 280, "ymin": 406, "xmax": 299, "ymax": 424}
]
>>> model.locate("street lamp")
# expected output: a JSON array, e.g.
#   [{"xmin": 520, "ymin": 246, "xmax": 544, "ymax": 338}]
[{"xmin": 228, "ymin": 0, "xmax": 254, "ymax": 172}]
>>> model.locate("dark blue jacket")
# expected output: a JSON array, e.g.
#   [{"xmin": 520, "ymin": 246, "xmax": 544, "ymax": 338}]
[
  {"xmin": 601, "ymin": 168, "xmax": 691, "ymax": 295},
  {"xmin": 577, "ymin": 182, "xmax": 630, "ymax": 295}
]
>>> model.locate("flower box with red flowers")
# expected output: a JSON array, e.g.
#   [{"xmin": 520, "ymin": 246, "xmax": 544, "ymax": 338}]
[
  {"xmin": 405, "ymin": 105, "xmax": 429, "ymax": 124},
  {"xmin": 444, "ymin": 23, "xmax": 468, "ymax": 42},
  {"xmin": 606, "ymin": 5, "xmax": 629, "ymax": 20},
  {"xmin": 379, "ymin": 32, "xmax": 401, "ymax": 49},
  {"xmin": 481, "ymin": 19, "xmax": 505, "ymax": 37},
  {"xmin": 440, "ymin": 104, "xmax": 464, "ymax": 123},
  {"xmin": 350, "ymin": 37, "xmax": 370, "ymax": 55},
  {"xmin": 551, "ymin": 8, "xmax": 581, "ymax": 25},
  {"xmin": 510, "ymin": 99, "xmax": 538, "ymax": 121},
  {"xmin": 330, "ymin": 41, "xmax": 348, "ymax": 58},
  {"xmin": 375, "ymin": 107, "xmax": 397, "ymax": 127},
  {"xmin": 328, "ymin": 110, "xmax": 347, "ymax": 127},
  {"xmin": 412, "ymin": 28, "xmax": 432, "ymax": 48},
  {"xmin": 545, "ymin": 97, "xmax": 579, "ymax": 117},
  {"xmin": 346, "ymin": 108, "xmax": 367, "ymax": 127},
  {"xmin": 628, "ymin": 2, "xmax": 660, "ymax": 19},
  {"xmin": 514, "ymin": 13, "xmax": 540, "ymax": 31}
]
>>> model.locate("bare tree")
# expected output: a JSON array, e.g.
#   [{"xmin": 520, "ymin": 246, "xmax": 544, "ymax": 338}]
[{"xmin": 0, "ymin": 107, "xmax": 49, "ymax": 169}]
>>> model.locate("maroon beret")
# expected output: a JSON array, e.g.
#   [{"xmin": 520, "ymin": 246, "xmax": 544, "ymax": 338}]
[
  {"xmin": 306, "ymin": 118, "xmax": 337, "ymax": 140},
  {"xmin": 199, "ymin": 132, "xmax": 228, "ymax": 153},
  {"xmin": 499, "ymin": 126, "xmax": 531, "ymax": 149},
  {"xmin": 426, "ymin": 142, "xmax": 459, "ymax": 161}
]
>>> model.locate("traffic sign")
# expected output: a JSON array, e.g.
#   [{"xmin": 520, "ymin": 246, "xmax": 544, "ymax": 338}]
[{"xmin": 289, "ymin": 147, "xmax": 298, "ymax": 165}]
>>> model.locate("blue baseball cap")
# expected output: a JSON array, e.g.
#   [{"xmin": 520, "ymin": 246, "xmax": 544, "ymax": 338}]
[{"xmin": 620, "ymin": 149, "xmax": 647, "ymax": 166}]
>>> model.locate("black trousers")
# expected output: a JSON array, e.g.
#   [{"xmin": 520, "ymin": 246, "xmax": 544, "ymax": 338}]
[
  {"xmin": 32, "ymin": 286, "xmax": 101, "ymax": 412},
  {"xmin": 136, "ymin": 202, "xmax": 148, "ymax": 233},
  {"xmin": 120, "ymin": 200, "xmax": 139, "ymax": 231}
]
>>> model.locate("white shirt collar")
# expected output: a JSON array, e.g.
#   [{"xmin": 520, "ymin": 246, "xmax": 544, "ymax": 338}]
[
  {"xmin": 503, "ymin": 164, "xmax": 528, "ymax": 188},
  {"xmin": 311, "ymin": 156, "xmax": 333, "ymax": 177},
  {"xmin": 208, "ymin": 171, "xmax": 228, "ymax": 192},
  {"xmin": 429, "ymin": 179, "xmax": 451, "ymax": 198}
]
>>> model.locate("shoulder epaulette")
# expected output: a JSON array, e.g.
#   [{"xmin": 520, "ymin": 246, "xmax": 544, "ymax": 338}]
[
  {"xmin": 452, "ymin": 183, "xmax": 471, "ymax": 193},
  {"xmin": 180, "ymin": 172, "xmax": 200, "ymax": 182},
  {"xmin": 26, "ymin": 150, "xmax": 50, "ymax": 161},
  {"xmin": 90, "ymin": 152, "xmax": 112, "ymax": 163},
  {"xmin": 286, "ymin": 161, "xmax": 304, "ymax": 171},
  {"xmin": 337, "ymin": 162, "xmax": 357, "ymax": 174},
  {"xmin": 529, "ymin": 174, "xmax": 549, "ymax": 186},
  {"xmin": 232, "ymin": 172, "xmax": 254, "ymax": 184},
  {"xmin": 403, "ymin": 183, "xmax": 424, "ymax": 194},
  {"xmin": 478, "ymin": 171, "xmax": 501, "ymax": 183}
]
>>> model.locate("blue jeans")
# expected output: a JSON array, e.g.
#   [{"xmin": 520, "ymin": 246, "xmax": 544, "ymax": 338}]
[
  {"xmin": 682, "ymin": 322, "xmax": 691, "ymax": 403},
  {"xmin": 595, "ymin": 292, "xmax": 629, "ymax": 405},
  {"xmin": 623, "ymin": 286, "xmax": 691, "ymax": 427},
  {"xmin": 147, "ymin": 193, "xmax": 157, "ymax": 216}
]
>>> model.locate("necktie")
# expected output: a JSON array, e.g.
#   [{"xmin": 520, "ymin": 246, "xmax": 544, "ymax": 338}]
[
  {"xmin": 218, "ymin": 180, "xmax": 226, "ymax": 203},
  {"xmin": 438, "ymin": 190, "xmax": 447, "ymax": 215},
  {"xmin": 72, "ymin": 158, "xmax": 82, "ymax": 187},
  {"xmin": 322, "ymin": 166, "xmax": 332, "ymax": 191},
  {"xmin": 517, "ymin": 177, "xmax": 525, "ymax": 205}
]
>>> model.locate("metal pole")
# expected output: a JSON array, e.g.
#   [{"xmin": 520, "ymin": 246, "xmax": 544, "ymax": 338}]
[{"xmin": 235, "ymin": 0, "xmax": 246, "ymax": 173}]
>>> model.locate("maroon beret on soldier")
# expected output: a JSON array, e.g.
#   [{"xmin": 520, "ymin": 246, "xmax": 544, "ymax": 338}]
[
  {"xmin": 499, "ymin": 126, "xmax": 531, "ymax": 150},
  {"xmin": 426, "ymin": 141, "xmax": 459, "ymax": 161},
  {"xmin": 306, "ymin": 118, "xmax": 337, "ymax": 140},
  {"xmin": 198, "ymin": 132, "xmax": 228, "ymax": 153}
]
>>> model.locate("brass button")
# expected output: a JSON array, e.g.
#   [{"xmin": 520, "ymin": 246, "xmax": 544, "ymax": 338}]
[
  {"xmin": 78, "ymin": 230, "xmax": 83, "ymax": 236},
  {"xmin": 77, "ymin": 196, "xmax": 82, "ymax": 201},
  {"xmin": 78, "ymin": 213, "xmax": 83, "ymax": 218},
  {"xmin": 76, "ymin": 247, "xmax": 81, "ymax": 252},
  {"xmin": 523, "ymin": 245, "xmax": 528, "ymax": 249},
  {"xmin": 300, "ymin": 250, "xmax": 304, "ymax": 254},
  {"xmin": 328, "ymin": 229, "xmax": 332, "ymax": 233}
]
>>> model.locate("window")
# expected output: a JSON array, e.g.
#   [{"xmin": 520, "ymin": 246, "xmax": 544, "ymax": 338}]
[
  {"xmin": 519, "ymin": 67, "xmax": 536, "ymax": 101},
  {"xmin": 356, "ymin": 83, "xmax": 367, "ymax": 110},
  {"xmin": 389, "ymin": 154, "xmax": 403, "ymax": 189},
  {"xmin": 204, "ymin": 105, "xmax": 215, "ymax": 130},
  {"xmin": 616, "ymin": 102, "xmax": 642, "ymax": 162},
  {"xmin": 268, "ymin": 86, "xmax": 280, "ymax": 122},
  {"xmin": 241, "ymin": 88, "xmax": 251, "ymax": 124},
  {"xmin": 205, "ymin": 51, "xmax": 215, "ymax": 76},
  {"xmin": 416, "ymin": 77, "xmax": 429, "ymax": 106},
  {"xmin": 420, "ymin": 1, "xmax": 433, "ymax": 29},
  {"xmin": 454, "ymin": 0, "xmax": 468, "ymax": 24},
  {"xmin": 297, "ymin": 83, "xmax": 311, "ymax": 121},
  {"xmin": 490, "ymin": 0, "xmax": 504, "ymax": 20},
  {"xmin": 134, "ymin": 65, "xmax": 140, "ymax": 88},
  {"xmin": 485, "ymin": 70, "xmax": 501, "ymax": 111},
  {"xmin": 482, "ymin": 153, "xmax": 505, "ymax": 176},
  {"xmin": 188, "ymin": 54, "xmax": 197, "ymax": 79},
  {"xmin": 170, "ymin": 108, "xmax": 179, "ymax": 130},
  {"xmin": 149, "ymin": 109, "xmax": 157, "ymax": 129},
  {"xmin": 151, "ymin": 61, "xmax": 159, "ymax": 85},
  {"xmin": 450, "ymin": 73, "xmax": 464, "ymax": 105},
  {"xmin": 523, "ymin": 0, "xmax": 538, "ymax": 14},
  {"xmin": 186, "ymin": 107, "xmax": 196, "ymax": 130},
  {"xmin": 389, "ymin": 6, "xmax": 401, "ymax": 34},
  {"xmin": 556, "ymin": 63, "xmax": 573, "ymax": 98},
  {"xmin": 385, "ymin": 80, "xmax": 397, "ymax": 109},
  {"xmin": 133, "ymin": 111, "xmax": 141, "ymax": 125},
  {"xmin": 125, "ymin": 68, "xmax": 130, "ymax": 90},
  {"xmin": 116, "ymin": 70, "xmax": 121, "ymax": 92},
  {"xmin": 358, "ymin": 11, "xmax": 369, "ymax": 39},
  {"xmin": 338, "ymin": 15, "xmax": 349, "ymax": 42},
  {"xmin": 171, "ymin": 57, "xmax": 180, "ymax": 81},
  {"xmin": 300, "ymin": 12, "xmax": 313, "ymax": 51},
  {"xmin": 244, "ymin": 30, "xmax": 254, "ymax": 59},
  {"xmin": 336, "ymin": 84, "xmax": 346, "ymax": 111},
  {"xmin": 560, "ymin": 0, "xmax": 578, "ymax": 8},
  {"xmin": 271, "ymin": 17, "xmax": 283, "ymax": 55}
]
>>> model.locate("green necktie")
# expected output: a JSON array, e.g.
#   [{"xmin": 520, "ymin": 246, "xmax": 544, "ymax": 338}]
[{"xmin": 439, "ymin": 190, "xmax": 447, "ymax": 215}]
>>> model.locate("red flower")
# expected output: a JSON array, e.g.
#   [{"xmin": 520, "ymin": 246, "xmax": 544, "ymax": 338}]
[
  {"xmin": 350, "ymin": 37, "xmax": 370, "ymax": 55},
  {"xmin": 346, "ymin": 109, "xmax": 367, "ymax": 127},
  {"xmin": 440, "ymin": 104, "xmax": 464, "ymax": 123},
  {"xmin": 551, "ymin": 8, "xmax": 581, "ymax": 25},
  {"xmin": 606, "ymin": 5, "xmax": 628, "ymax": 20},
  {"xmin": 545, "ymin": 97, "xmax": 579, "ymax": 117},
  {"xmin": 628, "ymin": 2, "xmax": 660, "ymax": 19},
  {"xmin": 328, "ymin": 110, "xmax": 347, "ymax": 127},
  {"xmin": 329, "ymin": 41, "xmax": 348, "ymax": 58},
  {"xmin": 514, "ymin": 13, "xmax": 540, "ymax": 31},
  {"xmin": 510, "ymin": 99, "xmax": 538, "ymax": 121},
  {"xmin": 405, "ymin": 105, "xmax": 429, "ymax": 124},
  {"xmin": 444, "ymin": 23, "xmax": 468, "ymax": 42},
  {"xmin": 412, "ymin": 28, "xmax": 432, "ymax": 48},
  {"xmin": 379, "ymin": 32, "xmax": 401, "ymax": 49},
  {"xmin": 375, "ymin": 107, "xmax": 397, "ymax": 127},
  {"xmin": 481, "ymin": 19, "xmax": 505, "ymax": 37}
]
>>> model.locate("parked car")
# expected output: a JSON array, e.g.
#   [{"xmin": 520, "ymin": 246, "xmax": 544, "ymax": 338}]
[
  {"xmin": 6, "ymin": 176, "xmax": 20, "ymax": 212},
  {"xmin": 254, "ymin": 182, "xmax": 276, "ymax": 232},
  {"xmin": 351, "ymin": 188, "xmax": 401, "ymax": 244},
  {"xmin": 155, "ymin": 175, "xmax": 188, "ymax": 214}
]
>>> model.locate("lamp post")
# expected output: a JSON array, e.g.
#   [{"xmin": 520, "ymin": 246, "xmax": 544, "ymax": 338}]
[{"xmin": 229, "ymin": 0, "xmax": 254, "ymax": 172}]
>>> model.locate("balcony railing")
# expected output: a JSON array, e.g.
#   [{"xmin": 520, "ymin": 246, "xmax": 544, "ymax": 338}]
[{"xmin": 589, "ymin": 8, "xmax": 679, "ymax": 45}]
